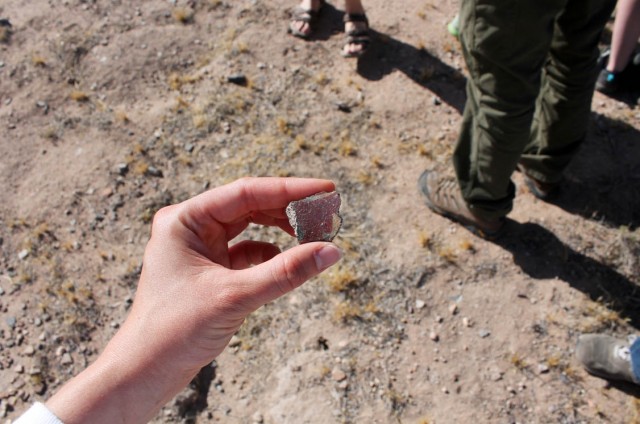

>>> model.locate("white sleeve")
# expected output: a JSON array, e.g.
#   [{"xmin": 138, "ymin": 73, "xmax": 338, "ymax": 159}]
[{"xmin": 13, "ymin": 402, "xmax": 64, "ymax": 424}]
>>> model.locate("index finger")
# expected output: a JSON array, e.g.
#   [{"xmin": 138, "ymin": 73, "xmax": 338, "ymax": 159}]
[{"xmin": 183, "ymin": 176, "xmax": 336, "ymax": 230}]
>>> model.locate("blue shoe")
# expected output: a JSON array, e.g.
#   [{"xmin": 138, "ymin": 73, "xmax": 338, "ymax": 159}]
[{"xmin": 595, "ymin": 69, "xmax": 621, "ymax": 94}]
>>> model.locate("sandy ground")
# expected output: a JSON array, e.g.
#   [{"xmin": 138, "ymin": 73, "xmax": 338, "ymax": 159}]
[{"xmin": 1, "ymin": 0, "xmax": 640, "ymax": 423}]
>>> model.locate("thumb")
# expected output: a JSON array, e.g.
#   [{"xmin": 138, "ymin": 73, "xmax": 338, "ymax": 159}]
[{"xmin": 237, "ymin": 242, "xmax": 342, "ymax": 308}]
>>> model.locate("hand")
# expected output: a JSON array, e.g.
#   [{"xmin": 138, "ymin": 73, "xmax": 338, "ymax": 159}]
[{"xmin": 46, "ymin": 177, "xmax": 343, "ymax": 424}]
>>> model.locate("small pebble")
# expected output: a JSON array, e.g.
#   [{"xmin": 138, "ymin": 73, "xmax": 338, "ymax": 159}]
[
  {"xmin": 60, "ymin": 353, "xmax": 73, "ymax": 365},
  {"xmin": 415, "ymin": 299, "xmax": 426, "ymax": 309},
  {"xmin": 429, "ymin": 331, "xmax": 439, "ymax": 342},
  {"xmin": 331, "ymin": 368, "xmax": 347, "ymax": 382}
]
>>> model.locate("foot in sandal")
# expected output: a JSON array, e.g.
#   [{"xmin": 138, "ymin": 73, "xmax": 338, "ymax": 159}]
[
  {"xmin": 289, "ymin": 0, "xmax": 324, "ymax": 39},
  {"xmin": 342, "ymin": 12, "xmax": 370, "ymax": 57}
]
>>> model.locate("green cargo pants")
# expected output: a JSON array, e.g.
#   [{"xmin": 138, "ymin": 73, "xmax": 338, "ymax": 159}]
[{"xmin": 453, "ymin": 0, "xmax": 616, "ymax": 219}]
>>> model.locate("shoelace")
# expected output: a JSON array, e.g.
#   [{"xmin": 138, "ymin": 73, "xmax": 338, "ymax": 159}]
[{"xmin": 615, "ymin": 345, "xmax": 631, "ymax": 362}]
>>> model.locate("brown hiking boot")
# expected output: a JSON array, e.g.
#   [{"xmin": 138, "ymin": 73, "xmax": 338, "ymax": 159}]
[
  {"xmin": 517, "ymin": 165, "xmax": 559, "ymax": 200},
  {"xmin": 418, "ymin": 170, "xmax": 504, "ymax": 238}
]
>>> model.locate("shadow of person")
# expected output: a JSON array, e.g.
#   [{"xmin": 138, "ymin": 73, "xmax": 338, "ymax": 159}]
[
  {"xmin": 494, "ymin": 220, "xmax": 640, "ymax": 329},
  {"xmin": 543, "ymin": 112, "xmax": 640, "ymax": 230},
  {"xmin": 607, "ymin": 379, "xmax": 640, "ymax": 399},
  {"xmin": 355, "ymin": 29, "xmax": 467, "ymax": 113}
]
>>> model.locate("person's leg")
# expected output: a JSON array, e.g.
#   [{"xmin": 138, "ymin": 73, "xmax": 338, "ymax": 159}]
[
  {"xmin": 632, "ymin": 336, "xmax": 640, "ymax": 383},
  {"xmin": 452, "ymin": 0, "xmax": 562, "ymax": 220},
  {"xmin": 608, "ymin": 0, "xmax": 640, "ymax": 72},
  {"xmin": 520, "ymin": 0, "xmax": 616, "ymax": 184},
  {"xmin": 343, "ymin": 0, "xmax": 368, "ymax": 57}
]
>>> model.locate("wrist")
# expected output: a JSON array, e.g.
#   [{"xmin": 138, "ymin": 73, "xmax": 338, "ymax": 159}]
[{"xmin": 46, "ymin": 327, "xmax": 195, "ymax": 424}]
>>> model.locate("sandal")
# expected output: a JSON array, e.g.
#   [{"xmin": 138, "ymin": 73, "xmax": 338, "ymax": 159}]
[
  {"xmin": 342, "ymin": 13, "xmax": 370, "ymax": 58},
  {"xmin": 288, "ymin": 0, "xmax": 325, "ymax": 39}
]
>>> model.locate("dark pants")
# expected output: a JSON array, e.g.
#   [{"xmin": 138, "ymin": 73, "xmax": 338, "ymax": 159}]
[{"xmin": 453, "ymin": 0, "xmax": 616, "ymax": 219}]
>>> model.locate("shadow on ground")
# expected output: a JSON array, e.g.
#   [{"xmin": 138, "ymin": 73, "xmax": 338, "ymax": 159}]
[
  {"xmin": 551, "ymin": 112, "xmax": 640, "ymax": 230},
  {"xmin": 494, "ymin": 220, "xmax": 640, "ymax": 329},
  {"xmin": 356, "ymin": 29, "xmax": 466, "ymax": 113}
]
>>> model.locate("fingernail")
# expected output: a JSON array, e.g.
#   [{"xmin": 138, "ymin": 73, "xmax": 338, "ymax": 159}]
[{"xmin": 314, "ymin": 244, "xmax": 343, "ymax": 271}]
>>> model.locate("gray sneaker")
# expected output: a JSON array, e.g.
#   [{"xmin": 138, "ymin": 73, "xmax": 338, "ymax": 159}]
[{"xmin": 576, "ymin": 334, "xmax": 639, "ymax": 384}]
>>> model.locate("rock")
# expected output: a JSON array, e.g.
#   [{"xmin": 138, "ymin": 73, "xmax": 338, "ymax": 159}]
[
  {"xmin": 336, "ymin": 102, "xmax": 351, "ymax": 113},
  {"xmin": 252, "ymin": 412, "xmax": 264, "ymax": 423},
  {"xmin": 331, "ymin": 367, "xmax": 347, "ymax": 382},
  {"xmin": 60, "ymin": 353, "xmax": 73, "ymax": 365},
  {"xmin": 415, "ymin": 299, "xmax": 426, "ymax": 309},
  {"xmin": 55, "ymin": 346, "xmax": 66, "ymax": 357},
  {"xmin": 18, "ymin": 249, "xmax": 30, "ymax": 260},
  {"xmin": 227, "ymin": 74, "xmax": 247, "ymax": 86},
  {"xmin": 23, "ymin": 345, "xmax": 35, "ymax": 356},
  {"xmin": 14, "ymin": 364, "xmax": 24, "ymax": 374},
  {"xmin": 478, "ymin": 329, "xmax": 491, "ymax": 338},
  {"xmin": 228, "ymin": 335, "xmax": 241, "ymax": 347},
  {"xmin": 538, "ymin": 363, "xmax": 550, "ymax": 374},
  {"xmin": 462, "ymin": 317, "xmax": 472, "ymax": 327},
  {"xmin": 116, "ymin": 163, "xmax": 129, "ymax": 175},
  {"xmin": 429, "ymin": 331, "xmax": 439, "ymax": 342},
  {"xmin": 5, "ymin": 316, "xmax": 16, "ymax": 328},
  {"xmin": 448, "ymin": 303, "xmax": 458, "ymax": 315},
  {"xmin": 286, "ymin": 192, "xmax": 342, "ymax": 243},
  {"xmin": 145, "ymin": 166, "xmax": 163, "ymax": 177}
]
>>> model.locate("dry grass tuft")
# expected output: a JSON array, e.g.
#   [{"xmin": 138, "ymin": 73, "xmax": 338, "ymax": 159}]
[
  {"xmin": 0, "ymin": 26, "xmax": 12, "ymax": 43},
  {"xmin": 70, "ymin": 90, "xmax": 89, "ymax": 102},
  {"xmin": 419, "ymin": 231, "xmax": 432, "ymax": 249},
  {"xmin": 325, "ymin": 266, "xmax": 358, "ymax": 292},
  {"xmin": 437, "ymin": 246, "xmax": 457, "ymax": 264},
  {"xmin": 459, "ymin": 239, "xmax": 475, "ymax": 252},
  {"xmin": 333, "ymin": 301, "xmax": 362, "ymax": 322},
  {"xmin": 31, "ymin": 54, "xmax": 47, "ymax": 67},
  {"xmin": 114, "ymin": 109, "xmax": 130, "ymax": 124},
  {"xmin": 172, "ymin": 7, "xmax": 194, "ymax": 24},
  {"xmin": 510, "ymin": 353, "xmax": 528, "ymax": 370}
]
